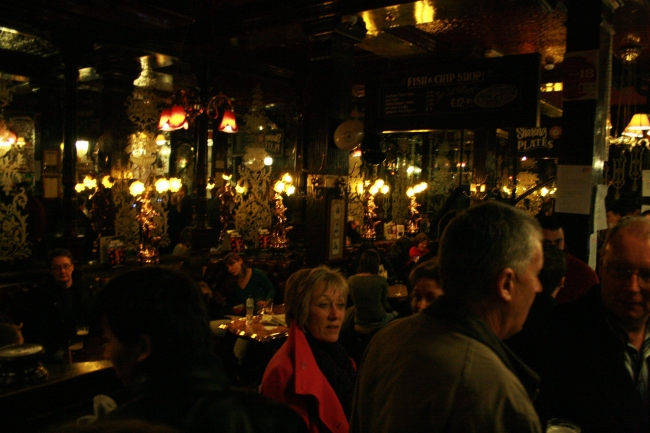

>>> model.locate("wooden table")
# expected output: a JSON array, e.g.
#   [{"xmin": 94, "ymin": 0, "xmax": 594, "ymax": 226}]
[
  {"xmin": 219, "ymin": 315, "xmax": 289, "ymax": 342},
  {"xmin": 388, "ymin": 284, "xmax": 408, "ymax": 299}
]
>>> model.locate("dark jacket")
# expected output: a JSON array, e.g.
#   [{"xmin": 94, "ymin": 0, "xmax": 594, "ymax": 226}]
[
  {"xmin": 518, "ymin": 286, "xmax": 650, "ymax": 433},
  {"xmin": 104, "ymin": 361, "xmax": 307, "ymax": 433},
  {"xmin": 22, "ymin": 270, "xmax": 100, "ymax": 360}
]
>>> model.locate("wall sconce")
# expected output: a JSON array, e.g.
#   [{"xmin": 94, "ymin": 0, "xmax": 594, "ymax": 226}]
[
  {"xmin": 360, "ymin": 178, "xmax": 389, "ymax": 240},
  {"xmin": 406, "ymin": 182, "xmax": 428, "ymax": 234},
  {"xmin": 129, "ymin": 176, "xmax": 183, "ymax": 264},
  {"xmin": 270, "ymin": 173, "xmax": 294, "ymax": 249}
]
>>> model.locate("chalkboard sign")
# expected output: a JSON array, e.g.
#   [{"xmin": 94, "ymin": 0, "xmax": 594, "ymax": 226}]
[{"xmin": 370, "ymin": 53, "xmax": 540, "ymax": 131}]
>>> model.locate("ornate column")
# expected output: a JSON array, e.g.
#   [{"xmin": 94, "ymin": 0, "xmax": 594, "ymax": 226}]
[
  {"xmin": 303, "ymin": 16, "xmax": 367, "ymax": 266},
  {"xmin": 556, "ymin": 0, "xmax": 615, "ymax": 261}
]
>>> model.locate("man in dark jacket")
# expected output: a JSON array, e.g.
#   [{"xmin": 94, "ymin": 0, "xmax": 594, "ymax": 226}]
[
  {"xmin": 22, "ymin": 248, "xmax": 100, "ymax": 362},
  {"xmin": 97, "ymin": 266, "xmax": 306, "ymax": 433},
  {"xmin": 519, "ymin": 217, "xmax": 650, "ymax": 432}
]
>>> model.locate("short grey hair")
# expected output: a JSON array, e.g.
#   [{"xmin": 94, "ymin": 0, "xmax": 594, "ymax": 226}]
[
  {"xmin": 601, "ymin": 216, "xmax": 650, "ymax": 266},
  {"xmin": 438, "ymin": 201, "xmax": 542, "ymax": 301},
  {"xmin": 284, "ymin": 266, "xmax": 348, "ymax": 332}
]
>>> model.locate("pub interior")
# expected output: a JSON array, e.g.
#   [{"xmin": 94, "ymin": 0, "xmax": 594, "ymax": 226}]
[{"xmin": 0, "ymin": 0, "xmax": 649, "ymax": 431}]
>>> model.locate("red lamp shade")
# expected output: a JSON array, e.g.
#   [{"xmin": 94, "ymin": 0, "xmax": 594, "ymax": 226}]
[
  {"xmin": 158, "ymin": 108, "xmax": 171, "ymax": 130},
  {"xmin": 158, "ymin": 106, "xmax": 189, "ymax": 131},
  {"xmin": 218, "ymin": 108, "xmax": 238, "ymax": 133}
]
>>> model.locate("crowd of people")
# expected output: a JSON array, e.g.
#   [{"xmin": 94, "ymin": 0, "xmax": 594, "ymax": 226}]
[{"xmin": 4, "ymin": 200, "xmax": 650, "ymax": 432}]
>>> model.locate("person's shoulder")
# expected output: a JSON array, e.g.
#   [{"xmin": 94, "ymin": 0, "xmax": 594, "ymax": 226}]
[{"xmin": 565, "ymin": 252, "xmax": 598, "ymax": 276}]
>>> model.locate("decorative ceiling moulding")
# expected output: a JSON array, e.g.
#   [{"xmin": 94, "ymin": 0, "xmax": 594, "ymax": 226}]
[{"xmin": 0, "ymin": 27, "xmax": 57, "ymax": 57}]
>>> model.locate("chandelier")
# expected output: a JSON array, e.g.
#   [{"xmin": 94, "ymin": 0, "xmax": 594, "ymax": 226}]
[{"xmin": 158, "ymin": 89, "xmax": 238, "ymax": 133}]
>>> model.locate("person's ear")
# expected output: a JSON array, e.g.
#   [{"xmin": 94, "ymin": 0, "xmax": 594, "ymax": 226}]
[
  {"xmin": 137, "ymin": 334, "xmax": 152, "ymax": 362},
  {"xmin": 496, "ymin": 267, "xmax": 516, "ymax": 302}
]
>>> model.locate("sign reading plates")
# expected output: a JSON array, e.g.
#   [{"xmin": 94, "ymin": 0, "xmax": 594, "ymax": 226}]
[
  {"xmin": 562, "ymin": 50, "xmax": 598, "ymax": 101},
  {"xmin": 369, "ymin": 53, "xmax": 541, "ymax": 130},
  {"xmin": 511, "ymin": 124, "xmax": 562, "ymax": 156}
]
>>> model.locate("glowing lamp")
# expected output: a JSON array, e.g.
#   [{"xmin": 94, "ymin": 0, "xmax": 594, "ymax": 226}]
[
  {"xmin": 82, "ymin": 175, "xmax": 97, "ymax": 189},
  {"xmin": 75, "ymin": 140, "xmax": 89, "ymax": 160},
  {"xmin": 286, "ymin": 185, "xmax": 295, "ymax": 196},
  {"xmin": 75, "ymin": 183, "xmax": 85, "ymax": 193},
  {"xmin": 155, "ymin": 134, "xmax": 167, "ymax": 145},
  {"xmin": 102, "ymin": 176, "xmax": 114, "ymax": 189},
  {"xmin": 274, "ymin": 181, "xmax": 285, "ymax": 193},
  {"xmin": 406, "ymin": 188, "xmax": 415, "ymax": 197},
  {"xmin": 282, "ymin": 173, "xmax": 293, "ymax": 184},
  {"xmin": 218, "ymin": 108, "xmax": 238, "ymax": 133},
  {"xmin": 168, "ymin": 177, "xmax": 182, "ymax": 192},
  {"xmin": 380, "ymin": 185, "xmax": 390, "ymax": 194},
  {"xmin": 170, "ymin": 105, "xmax": 186, "ymax": 125},
  {"xmin": 158, "ymin": 109, "xmax": 171, "ymax": 130},
  {"xmin": 264, "ymin": 157, "xmax": 273, "ymax": 166},
  {"xmin": 129, "ymin": 181, "xmax": 146, "ymax": 196},
  {"xmin": 626, "ymin": 113, "xmax": 650, "ymax": 131},
  {"xmin": 222, "ymin": 173, "xmax": 232, "ymax": 181},
  {"xmin": 155, "ymin": 178, "xmax": 170, "ymax": 193}
]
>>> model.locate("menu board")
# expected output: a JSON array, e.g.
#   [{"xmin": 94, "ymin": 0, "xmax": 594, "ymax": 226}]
[{"xmin": 372, "ymin": 53, "xmax": 540, "ymax": 130}]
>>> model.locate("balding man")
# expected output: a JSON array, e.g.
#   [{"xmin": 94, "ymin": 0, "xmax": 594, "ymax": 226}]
[
  {"xmin": 523, "ymin": 217, "xmax": 650, "ymax": 432},
  {"xmin": 351, "ymin": 201, "xmax": 543, "ymax": 433}
]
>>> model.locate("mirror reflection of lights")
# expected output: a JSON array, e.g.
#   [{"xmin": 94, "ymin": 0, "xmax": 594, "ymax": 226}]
[
  {"xmin": 75, "ymin": 140, "xmax": 89, "ymax": 159},
  {"xmin": 102, "ymin": 176, "xmax": 114, "ymax": 189},
  {"xmin": 168, "ymin": 178, "xmax": 182, "ymax": 192},
  {"xmin": 129, "ymin": 181, "xmax": 146, "ymax": 196}
]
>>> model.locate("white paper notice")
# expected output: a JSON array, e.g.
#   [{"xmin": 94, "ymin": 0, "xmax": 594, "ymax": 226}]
[
  {"xmin": 593, "ymin": 184, "xmax": 608, "ymax": 231},
  {"xmin": 588, "ymin": 233, "xmax": 598, "ymax": 271},
  {"xmin": 555, "ymin": 165, "xmax": 592, "ymax": 215}
]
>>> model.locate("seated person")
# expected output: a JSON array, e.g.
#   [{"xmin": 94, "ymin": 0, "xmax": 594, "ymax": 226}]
[
  {"xmin": 408, "ymin": 233, "xmax": 430, "ymax": 266},
  {"xmin": 0, "ymin": 323, "xmax": 23, "ymax": 348},
  {"xmin": 260, "ymin": 267, "xmax": 357, "ymax": 433},
  {"xmin": 386, "ymin": 236, "xmax": 414, "ymax": 283},
  {"xmin": 22, "ymin": 248, "xmax": 100, "ymax": 362},
  {"xmin": 172, "ymin": 227, "xmax": 192, "ymax": 256},
  {"xmin": 347, "ymin": 249, "xmax": 398, "ymax": 333},
  {"xmin": 346, "ymin": 220, "xmax": 362, "ymax": 245},
  {"xmin": 408, "ymin": 258, "xmax": 443, "ymax": 314},
  {"xmin": 96, "ymin": 266, "xmax": 307, "ymax": 433},
  {"xmin": 223, "ymin": 252, "xmax": 275, "ymax": 313},
  {"xmin": 181, "ymin": 252, "xmax": 226, "ymax": 320}
]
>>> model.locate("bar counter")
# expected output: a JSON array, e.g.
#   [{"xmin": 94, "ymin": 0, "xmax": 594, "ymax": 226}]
[{"xmin": 0, "ymin": 360, "xmax": 124, "ymax": 432}]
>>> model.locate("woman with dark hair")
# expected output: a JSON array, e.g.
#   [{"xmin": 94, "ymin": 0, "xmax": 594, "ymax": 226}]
[
  {"xmin": 96, "ymin": 267, "xmax": 306, "ymax": 433},
  {"xmin": 260, "ymin": 267, "xmax": 356, "ymax": 433},
  {"xmin": 347, "ymin": 249, "xmax": 398, "ymax": 333},
  {"xmin": 223, "ymin": 252, "xmax": 275, "ymax": 311},
  {"xmin": 408, "ymin": 258, "xmax": 444, "ymax": 314}
]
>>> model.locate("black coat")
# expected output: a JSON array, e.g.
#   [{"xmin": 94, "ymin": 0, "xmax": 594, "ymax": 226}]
[
  {"xmin": 22, "ymin": 270, "xmax": 100, "ymax": 360},
  {"xmin": 103, "ymin": 362, "xmax": 307, "ymax": 433},
  {"xmin": 517, "ymin": 286, "xmax": 650, "ymax": 433}
]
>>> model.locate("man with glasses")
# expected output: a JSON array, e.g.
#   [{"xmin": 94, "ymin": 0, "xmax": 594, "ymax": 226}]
[
  {"xmin": 22, "ymin": 248, "xmax": 100, "ymax": 362},
  {"xmin": 520, "ymin": 217, "xmax": 650, "ymax": 432}
]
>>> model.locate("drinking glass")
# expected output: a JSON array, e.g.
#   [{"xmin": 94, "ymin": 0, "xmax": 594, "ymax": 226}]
[
  {"xmin": 76, "ymin": 324, "xmax": 89, "ymax": 336},
  {"xmin": 68, "ymin": 339, "xmax": 84, "ymax": 363},
  {"xmin": 546, "ymin": 418, "xmax": 581, "ymax": 433}
]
